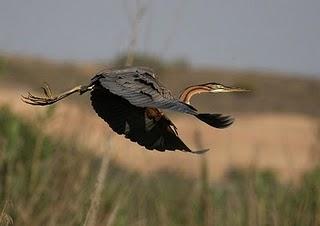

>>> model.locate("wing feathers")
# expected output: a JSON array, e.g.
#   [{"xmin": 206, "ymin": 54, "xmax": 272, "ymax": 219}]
[
  {"xmin": 89, "ymin": 67, "xmax": 232, "ymax": 152},
  {"xmin": 196, "ymin": 113, "xmax": 234, "ymax": 128},
  {"xmin": 95, "ymin": 69, "xmax": 198, "ymax": 115},
  {"xmin": 90, "ymin": 87, "xmax": 200, "ymax": 153}
]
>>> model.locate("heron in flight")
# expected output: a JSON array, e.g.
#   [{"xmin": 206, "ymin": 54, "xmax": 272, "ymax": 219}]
[{"xmin": 22, "ymin": 67, "xmax": 247, "ymax": 154}]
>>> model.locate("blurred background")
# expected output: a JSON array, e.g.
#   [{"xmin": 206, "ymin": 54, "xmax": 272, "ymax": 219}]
[{"xmin": 0, "ymin": 0, "xmax": 319, "ymax": 225}]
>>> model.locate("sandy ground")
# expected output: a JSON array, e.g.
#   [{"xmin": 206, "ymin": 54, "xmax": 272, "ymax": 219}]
[{"xmin": 1, "ymin": 83, "xmax": 318, "ymax": 182}]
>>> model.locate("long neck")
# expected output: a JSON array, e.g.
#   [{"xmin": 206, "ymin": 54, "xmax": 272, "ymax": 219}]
[{"xmin": 179, "ymin": 85, "xmax": 211, "ymax": 104}]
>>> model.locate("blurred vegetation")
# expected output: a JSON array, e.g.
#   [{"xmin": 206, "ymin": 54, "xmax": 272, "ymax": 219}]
[
  {"xmin": 0, "ymin": 56, "xmax": 7, "ymax": 78},
  {"xmin": 2, "ymin": 56, "xmax": 90, "ymax": 89},
  {"xmin": 111, "ymin": 52, "xmax": 190, "ymax": 73},
  {"xmin": 0, "ymin": 106, "xmax": 319, "ymax": 226},
  {"xmin": 1, "ymin": 54, "xmax": 320, "ymax": 116}
]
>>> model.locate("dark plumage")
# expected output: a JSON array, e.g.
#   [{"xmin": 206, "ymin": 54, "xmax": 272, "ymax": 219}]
[
  {"xmin": 22, "ymin": 67, "xmax": 243, "ymax": 154},
  {"xmin": 90, "ymin": 86, "xmax": 196, "ymax": 152}
]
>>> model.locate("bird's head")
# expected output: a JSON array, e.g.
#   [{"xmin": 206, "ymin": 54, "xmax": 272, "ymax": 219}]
[{"xmin": 201, "ymin": 82, "xmax": 250, "ymax": 93}]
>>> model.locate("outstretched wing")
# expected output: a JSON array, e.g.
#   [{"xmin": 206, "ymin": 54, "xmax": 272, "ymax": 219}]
[
  {"xmin": 90, "ymin": 86, "xmax": 205, "ymax": 153},
  {"xmin": 90, "ymin": 67, "xmax": 198, "ymax": 115}
]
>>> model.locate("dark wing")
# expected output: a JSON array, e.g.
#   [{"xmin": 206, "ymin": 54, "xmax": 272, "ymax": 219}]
[
  {"xmin": 91, "ymin": 67, "xmax": 233, "ymax": 129},
  {"xmin": 91, "ymin": 67, "xmax": 198, "ymax": 115},
  {"xmin": 90, "ymin": 86, "xmax": 205, "ymax": 153}
]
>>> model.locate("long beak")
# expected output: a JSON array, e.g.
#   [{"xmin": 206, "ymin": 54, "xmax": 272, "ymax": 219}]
[{"xmin": 225, "ymin": 87, "xmax": 250, "ymax": 92}]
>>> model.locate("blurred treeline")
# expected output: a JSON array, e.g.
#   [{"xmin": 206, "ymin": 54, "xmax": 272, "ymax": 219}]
[
  {"xmin": 1, "ymin": 53, "xmax": 320, "ymax": 116},
  {"xmin": 0, "ymin": 106, "xmax": 319, "ymax": 226}
]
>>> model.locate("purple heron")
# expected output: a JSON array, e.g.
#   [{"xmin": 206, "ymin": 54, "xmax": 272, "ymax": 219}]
[{"xmin": 22, "ymin": 67, "xmax": 247, "ymax": 154}]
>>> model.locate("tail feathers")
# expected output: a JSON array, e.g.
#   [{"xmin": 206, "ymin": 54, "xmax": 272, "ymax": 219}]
[{"xmin": 196, "ymin": 113, "xmax": 234, "ymax": 129}]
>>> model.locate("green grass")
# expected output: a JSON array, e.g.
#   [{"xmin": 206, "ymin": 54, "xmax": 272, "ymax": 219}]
[
  {"xmin": 0, "ymin": 56, "xmax": 7, "ymax": 79},
  {"xmin": 0, "ymin": 106, "xmax": 319, "ymax": 226}
]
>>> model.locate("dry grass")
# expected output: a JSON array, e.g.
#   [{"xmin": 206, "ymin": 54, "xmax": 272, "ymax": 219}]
[
  {"xmin": 0, "ymin": 201, "xmax": 13, "ymax": 226},
  {"xmin": 84, "ymin": 150, "xmax": 110, "ymax": 226},
  {"xmin": 1, "ymin": 62, "xmax": 319, "ymax": 225},
  {"xmin": 0, "ymin": 81, "xmax": 318, "ymax": 182},
  {"xmin": 1, "ymin": 6, "xmax": 319, "ymax": 222}
]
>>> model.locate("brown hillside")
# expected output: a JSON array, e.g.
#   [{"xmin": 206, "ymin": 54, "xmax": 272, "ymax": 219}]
[
  {"xmin": 0, "ymin": 54, "xmax": 319, "ymax": 181},
  {"xmin": 1, "ymin": 54, "xmax": 320, "ymax": 116}
]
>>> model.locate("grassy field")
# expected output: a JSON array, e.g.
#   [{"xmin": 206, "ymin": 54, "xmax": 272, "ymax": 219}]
[
  {"xmin": 0, "ymin": 54, "xmax": 319, "ymax": 180},
  {"xmin": 0, "ymin": 54, "xmax": 320, "ymax": 225},
  {"xmin": 0, "ymin": 106, "xmax": 319, "ymax": 226}
]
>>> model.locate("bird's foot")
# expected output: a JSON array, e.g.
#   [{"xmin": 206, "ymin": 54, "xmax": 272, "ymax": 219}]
[{"xmin": 21, "ymin": 83, "xmax": 60, "ymax": 106}]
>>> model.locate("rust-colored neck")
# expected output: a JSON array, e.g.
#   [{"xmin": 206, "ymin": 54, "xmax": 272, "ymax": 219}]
[{"xmin": 179, "ymin": 85, "xmax": 211, "ymax": 104}]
